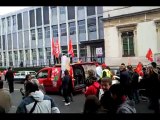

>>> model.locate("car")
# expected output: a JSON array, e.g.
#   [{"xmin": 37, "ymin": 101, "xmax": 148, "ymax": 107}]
[{"xmin": 14, "ymin": 71, "xmax": 36, "ymax": 83}]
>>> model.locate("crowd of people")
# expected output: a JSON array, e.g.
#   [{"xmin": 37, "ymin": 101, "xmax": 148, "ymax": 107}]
[{"xmin": 0, "ymin": 61, "xmax": 160, "ymax": 113}]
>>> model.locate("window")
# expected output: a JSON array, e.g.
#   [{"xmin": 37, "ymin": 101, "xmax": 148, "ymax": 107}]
[
  {"xmin": 43, "ymin": 7, "xmax": 49, "ymax": 25},
  {"xmin": 87, "ymin": 6, "xmax": 95, "ymax": 16},
  {"xmin": 69, "ymin": 22, "xmax": 76, "ymax": 35},
  {"xmin": 8, "ymin": 34, "xmax": 12, "ymax": 50},
  {"xmin": 60, "ymin": 24, "xmax": 67, "ymax": 36},
  {"xmin": 19, "ymin": 50, "xmax": 24, "ymax": 61},
  {"xmin": 7, "ymin": 17, "xmax": 11, "ymax": 27},
  {"xmin": 73, "ymin": 45, "xmax": 77, "ymax": 57},
  {"xmin": 2, "ymin": 35, "xmax": 5, "ymax": 50},
  {"xmin": 37, "ymin": 70, "xmax": 48, "ymax": 78},
  {"xmin": 121, "ymin": 31, "xmax": 135, "ymax": 57},
  {"xmin": 51, "ymin": 7, "xmax": 57, "ymax": 25},
  {"xmin": 78, "ymin": 20, "xmax": 86, "ymax": 33},
  {"xmin": 67, "ymin": 7, "xmax": 75, "ymax": 20},
  {"xmin": 14, "ymin": 51, "xmax": 18, "ymax": 60},
  {"xmin": 77, "ymin": 6, "xmax": 84, "ymax": 10},
  {"xmin": 46, "ymin": 47, "xmax": 51, "ymax": 59},
  {"xmin": 38, "ymin": 48, "xmax": 43, "ymax": 59},
  {"xmin": 45, "ymin": 27, "xmax": 50, "ymax": 38},
  {"xmin": 25, "ymin": 50, "xmax": 30, "ymax": 60},
  {"xmin": 98, "ymin": 16, "xmax": 104, "ymax": 39},
  {"xmin": 37, "ymin": 28, "xmax": 43, "ymax": 39},
  {"xmin": 60, "ymin": 7, "xmax": 65, "ymax": 14},
  {"xmin": 61, "ymin": 46, "xmax": 67, "ymax": 55},
  {"xmin": 12, "ymin": 15, "xmax": 16, "ymax": 26},
  {"xmin": 52, "ymin": 25, "xmax": 58, "ymax": 37},
  {"xmin": 23, "ymin": 12, "xmax": 29, "ymax": 29},
  {"xmin": 2, "ymin": 18, "xmax": 6, "ymax": 34},
  {"xmin": 87, "ymin": 18, "xmax": 96, "ymax": 32},
  {"xmin": 97, "ymin": 7, "xmax": 103, "ymax": 14},
  {"xmin": 29, "ymin": 10, "xmax": 35, "ymax": 27},
  {"xmin": 36, "ymin": 8, "xmax": 42, "ymax": 26},
  {"xmin": 9, "ymin": 52, "xmax": 12, "ymax": 62},
  {"xmin": 17, "ymin": 13, "xmax": 22, "ymax": 30},
  {"xmin": 32, "ymin": 49, "xmax": 37, "ymax": 60},
  {"xmin": 0, "ymin": 37, "xmax": 1, "ymax": 49},
  {"xmin": 24, "ymin": 30, "xmax": 29, "ymax": 48},
  {"xmin": 31, "ymin": 29, "xmax": 36, "ymax": 40},
  {"xmin": 80, "ymin": 46, "xmax": 87, "ymax": 57}
]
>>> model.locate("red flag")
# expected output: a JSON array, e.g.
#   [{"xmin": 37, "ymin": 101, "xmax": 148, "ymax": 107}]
[
  {"xmin": 54, "ymin": 39, "xmax": 60, "ymax": 58},
  {"xmin": 68, "ymin": 38, "xmax": 74, "ymax": 57},
  {"xmin": 51, "ymin": 38, "xmax": 54, "ymax": 56},
  {"xmin": 135, "ymin": 62, "xmax": 142, "ymax": 75},
  {"xmin": 146, "ymin": 48, "xmax": 153, "ymax": 62}
]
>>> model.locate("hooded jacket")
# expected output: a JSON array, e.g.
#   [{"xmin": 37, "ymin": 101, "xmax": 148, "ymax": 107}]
[
  {"xmin": 85, "ymin": 82, "xmax": 100, "ymax": 97},
  {"xmin": 117, "ymin": 99, "xmax": 136, "ymax": 113},
  {"xmin": 16, "ymin": 90, "xmax": 60, "ymax": 113}
]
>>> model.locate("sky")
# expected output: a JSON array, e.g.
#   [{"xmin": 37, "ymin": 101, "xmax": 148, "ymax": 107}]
[{"xmin": 0, "ymin": 7, "xmax": 29, "ymax": 15}]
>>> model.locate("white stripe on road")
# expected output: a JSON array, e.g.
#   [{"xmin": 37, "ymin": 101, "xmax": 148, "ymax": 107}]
[{"xmin": 3, "ymin": 88, "xmax": 20, "ymax": 91}]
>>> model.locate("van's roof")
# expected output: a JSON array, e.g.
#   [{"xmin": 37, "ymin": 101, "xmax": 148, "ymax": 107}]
[{"xmin": 18, "ymin": 71, "xmax": 36, "ymax": 72}]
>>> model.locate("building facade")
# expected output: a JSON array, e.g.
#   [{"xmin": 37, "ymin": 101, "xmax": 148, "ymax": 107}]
[
  {"xmin": 103, "ymin": 7, "xmax": 160, "ymax": 66},
  {"xmin": 0, "ymin": 6, "xmax": 104, "ymax": 67}
]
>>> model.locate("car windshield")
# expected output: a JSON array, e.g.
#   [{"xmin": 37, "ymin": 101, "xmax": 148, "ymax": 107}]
[
  {"xmin": 15, "ymin": 73, "xmax": 21, "ymax": 76},
  {"xmin": 30, "ymin": 72, "xmax": 36, "ymax": 75}
]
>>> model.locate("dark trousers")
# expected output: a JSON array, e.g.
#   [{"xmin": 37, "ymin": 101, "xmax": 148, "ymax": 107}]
[
  {"xmin": 63, "ymin": 89, "xmax": 70, "ymax": 103},
  {"xmin": 8, "ymin": 80, "xmax": 14, "ymax": 93},
  {"xmin": 132, "ymin": 89, "xmax": 140, "ymax": 103}
]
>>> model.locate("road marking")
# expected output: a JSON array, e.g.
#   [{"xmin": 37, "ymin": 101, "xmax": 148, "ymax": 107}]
[{"xmin": 3, "ymin": 88, "xmax": 20, "ymax": 91}]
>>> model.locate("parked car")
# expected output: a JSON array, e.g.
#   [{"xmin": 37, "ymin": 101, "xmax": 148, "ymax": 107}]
[
  {"xmin": 14, "ymin": 71, "xmax": 36, "ymax": 83},
  {"xmin": 36, "ymin": 62, "xmax": 96, "ymax": 94}
]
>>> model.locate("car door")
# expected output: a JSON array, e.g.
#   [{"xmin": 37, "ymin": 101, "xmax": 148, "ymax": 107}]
[{"xmin": 36, "ymin": 70, "xmax": 49, "ymax": 85}]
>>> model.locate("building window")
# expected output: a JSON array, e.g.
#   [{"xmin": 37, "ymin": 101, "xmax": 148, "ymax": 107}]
[
  {"xmin": 88, "ymin": 17, "xmax": 96, "ymax": 32},
  {"xmin": 60, "ymin": 24, "xmax": 67, "ymax": 36},
  {"xmin": 80, "ymin": 46, "xmax": 87, "ymax": 57},
  {"xmin": 78, "ymin": 20, "xmax": 86, "ymax": 33},
  {"xmin": 8, "ymin": 34, "xmax": 12, "ymax": 50},
  {"xmin": 31, "ymin": 29, "xmax": 36, "ymax": 40},
  {"xmin": 43, "ymin": 7, "xmax": 49, "ymax": 25},
  {"xmin": 69, "ymin": 22, "xmax": 76, "ymax": 35},
  {"xmin": 12, "ymin": 15, "xmax": 16, "ymax": 26},
  {"xmin": 0, "ymin": 37, "xmax": 1, "ymax": 49},
  {"xmin": 25, "ymin": 50, "xmax": 30, "ymax": 60},
  {"xmin": 2, "ymin": 18, "xmax": 6, "ymax": 34},
  {"xmin": 61, "ymin": 46, "xmax": 67, "ymax": 55},
  {"xmin": 14, "ymin": 51, "xmax": 18, "ymax": 60},
  {"xmin": 121, "ymin": 31, "xmax": 135, "ymax": 57},
  {"xmin": 37, "ymin": 28, "xmax": 43, "ymax": 39},
  {"xmin": 73, "ymin": 45, "xmax": 77, "ymax": 57},
  {"xmin": 52, "ymin": 25, "xmax": 58, "ymax": 37},
  {"xmin": 17, "ymin": 13, "xmax": 22, "ymax": 30},
  {"xmin": 29, "ymin": 10, "xmax": 35, "ymax": 28},
  {"xmin": 2, "ymin": 35, "xmax": 5, "ymax": 50},
  {"xmin": 97, "ymin": 7, "xmax": 103, "ymax": 14},
  {"xmin": 23, "ymin": 12, "xmax": 29, "ymax": 30},
  {"xmin": 38, "ymin": 48, "xmax": 43, "ymax": 59},
  {"xmin": 19, "ymin": 50, "xmax": 24, "ymax": 61},
  {"xmin": 51, "ymin": 7, "xmax": 58, "ymax": 25},
  {"xmin": 60, "ymin": 7, "xmax": 65, "ymax": 14},
  {"xmin": 67, "ymin": 7, "xmax": 75, "ymax": 20},
  {"xmin": 87, "ymin": 6, "xmax": 95, "ymax": 16},
  {"xmin": 46, "ymin": 47, "xmax": 51, "ymax": 59},
  {"xmin": 78, "ymin": 6, "xmax": 84, "ymax": 10},
  {"xmin": 36, "ymin": 8, "xmax": 42, "ymax": 26},
  {"xmin": 7, "ymin": 17, "xmax": 11, "ymax": 33},
  {"xmin": 46, "ymin": 48, "xmax": 51, "ymax": 60},
  {"xmin": 98, "ymin": 16, "xmax": 104, "ymax": 39},
  {"xmin": 32, "ymin": 49, "xmax": 37, "ymax": 60},
  {"xmin": 45, "ymin": 26, "xmax": 50, "ymax": 38}
]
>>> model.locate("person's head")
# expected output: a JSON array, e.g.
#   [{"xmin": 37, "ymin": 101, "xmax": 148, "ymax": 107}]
[
  {"xmin": 151, "ymin": 62, "xmax": 157, "ymax": 68},
  {"xmin": 110, "ymin": 84, "xmax": 125, "ymax": 100},
  {"xmin": 121, "ymin": 63, "xmax": 125, "ymax": 66},
  {"xmin": 101, "ymin": 63, "xmax": 107, "ymax": 70},
  {"xmin": 8, "ymin": 67, "xmax": 12, "ymax": 70},
  {"xmin": 106, "ymin": 66, "xmax": 110, "ymax": 71},
  {"xmin": 0, "ymin": 81, "xmax": 3, "ymax": 89},
  {"xmin": 25, "ymin": 81, "xmax": 39, "ymax": 94},
  {"xmin": 64, "ymin": 69, "xmax": 69, "ymax": 76},
  {"xmin": 101, "ymin": 77, "xmax": 112, "ymax": 92},
  {"xmin": 119, "ymin": 65, "xmax": 126, "ymax": 72},
  {"xmin": 83, "ymin": 95, "xmax": 101, "ymax": 113},
  {"xmin": 127, "ymin": 65, "xmax": 133, "ymax": 71},
  {"xmin": 25, "ymin": 74, "xmax": 32, "ymax": 81},
  {"xmin": 88, "ymin": 69, "xmax": 95, "ymax": 77}
]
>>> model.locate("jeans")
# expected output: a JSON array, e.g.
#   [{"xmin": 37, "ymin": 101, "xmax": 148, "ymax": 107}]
[{"xmin": 63, "ymin": 89, "xmax": 70, "ymax": 103}]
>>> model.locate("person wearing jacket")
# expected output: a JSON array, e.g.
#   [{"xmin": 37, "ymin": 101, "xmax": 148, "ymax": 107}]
[
  {"xmin": 5, "ymin": 67, "xmax": 14, "ymax": 93},
  {"xmin": 16, "ymin": 81, "xmax": 60, "ymax": 113},
  {"xmin": 0, "ymin": 81, "xmax": 12, "ymax": 113},
  {"xmin": 84, "ymin": 77, "xmax": 100, "ymax": 98},
  {"xmin": 110, "ymin": 84, "xmax": 136, "ymax": 113}
]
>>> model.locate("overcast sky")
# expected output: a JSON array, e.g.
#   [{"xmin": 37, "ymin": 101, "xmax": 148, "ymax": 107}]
[{"xmin": 0, "ymin": 7, "xmax": 29, "ymax": 15}]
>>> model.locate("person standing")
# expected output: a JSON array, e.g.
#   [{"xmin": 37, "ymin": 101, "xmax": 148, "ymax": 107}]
[
  {"xmin": 0, "ymin": 81, "xmax": 12, "ymax": 113},
  {"xmin": 62, "ymin": 70, "xmax": 72, "ymax": 106},
  {"xmin": 5, "ymin": 67, "xmax": 14, "ymax": 93}
]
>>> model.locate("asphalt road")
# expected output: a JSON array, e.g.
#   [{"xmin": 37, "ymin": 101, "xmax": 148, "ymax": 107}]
[{"xmin": 3, "ymin": 81, "xmax": 154, "ymax": 113}]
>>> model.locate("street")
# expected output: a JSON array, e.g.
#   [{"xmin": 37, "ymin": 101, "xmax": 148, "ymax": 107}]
[{"xmin": 3, "ymin": 81, "xmax": 154, "ymax": 113}]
